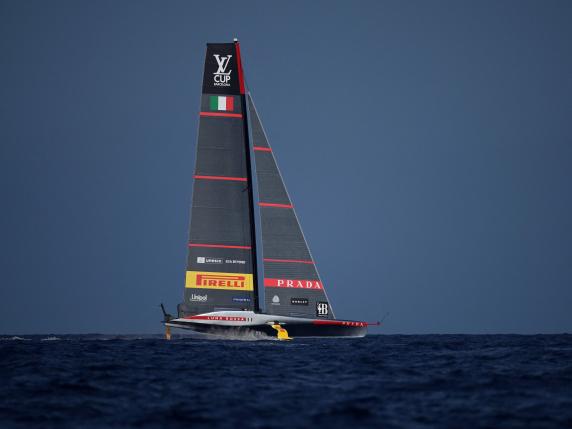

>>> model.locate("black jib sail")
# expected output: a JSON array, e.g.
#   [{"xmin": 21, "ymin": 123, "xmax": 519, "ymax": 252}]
[
  {"xmin": 247, "ymin": 95, "xmax": 335, "ymax": 320},
  {"xmin": 181, "ymin": 42, "xmax": 259, "ymax": 316}
]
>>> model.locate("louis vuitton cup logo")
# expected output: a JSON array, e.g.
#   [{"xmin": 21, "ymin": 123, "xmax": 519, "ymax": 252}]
[{"xmin": 213, "ymin": 54, "xmax": 232, "ymax": 87}]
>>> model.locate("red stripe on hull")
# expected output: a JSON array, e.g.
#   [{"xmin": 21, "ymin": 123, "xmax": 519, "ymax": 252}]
[
  {"xmin": 188, "ymin": 243, "xmax": 251, "ymax": 250},
  {"xmin": 254, "ymin": 146, "xmax": 272, "ymax": 152},
  {"xmin": 313, "ymin": 320, "xmax": 368, "ymax": 327},
  {"xmin": 194, "ymin": 175, "xmax": 247, "ymax": 182},
  {"xmin": 200, "ymin": 112, "xmax": 243, "ymax": 118}
]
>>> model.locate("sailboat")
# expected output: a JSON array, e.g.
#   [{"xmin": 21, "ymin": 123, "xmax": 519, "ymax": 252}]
[{"xmin": 162, "ymin": 40, "xmax": 376, "ymax": 339}]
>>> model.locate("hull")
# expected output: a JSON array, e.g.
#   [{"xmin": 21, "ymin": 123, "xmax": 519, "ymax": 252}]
[
  {"xmin": 257, "ymin": 322, "xmax": 366, "ymax": 338},
  {"xmin": 165, "ymin": 310, "xmax": 368, "ymax": 339}
]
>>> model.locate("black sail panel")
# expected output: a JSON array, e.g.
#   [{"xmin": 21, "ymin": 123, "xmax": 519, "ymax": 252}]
[
  {"xmin": 248, "ymin": 94, "xmax": 335, "ymax": 319},
  {"xmin": 181, "ymin": 42, "xmax": 257, "ymax": 316}
]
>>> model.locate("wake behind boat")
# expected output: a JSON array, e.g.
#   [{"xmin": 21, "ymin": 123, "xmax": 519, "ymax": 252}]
[{"xmin": 162, "ymin": 40, "xmax": 376, "ymax": 340}]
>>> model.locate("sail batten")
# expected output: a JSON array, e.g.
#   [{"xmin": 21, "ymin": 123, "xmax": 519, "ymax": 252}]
[{"xmin": 199, "ymin": 112, "xmax": 243, "ymax": 118}]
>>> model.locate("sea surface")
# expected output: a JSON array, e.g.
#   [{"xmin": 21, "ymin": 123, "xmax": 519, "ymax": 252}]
[{"xmin": 1, "ymin": 334, "xmax": 571, "ymax": 428}]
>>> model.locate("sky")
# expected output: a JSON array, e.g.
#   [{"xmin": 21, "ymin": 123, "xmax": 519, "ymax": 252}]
[{"xmin": 1, "ymin": 0, "xmax": 571, "ymax": 334}]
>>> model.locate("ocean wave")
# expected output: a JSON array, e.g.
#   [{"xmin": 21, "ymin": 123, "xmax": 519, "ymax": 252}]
[
  {"xmin": 0, "ymin": 336, "xmax": 31, "ymax": 341},
  {"xmin": 40, "ymin": 336, "xmax": 61, "ymax": 341},
  {"xmin": 1, "ymin": 335, "xmax": 571, "ymax": 428},
  {"xmin": 203, "ymin": 327, "xmax": 274, "ymax": 341}
]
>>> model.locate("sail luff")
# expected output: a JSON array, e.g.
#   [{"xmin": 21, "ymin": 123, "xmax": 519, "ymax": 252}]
[{"xmin": 234, "ymin": 41, "xmax": 261, "ymax": 313}]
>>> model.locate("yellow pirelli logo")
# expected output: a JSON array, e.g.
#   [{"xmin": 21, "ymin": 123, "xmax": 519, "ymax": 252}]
[{"xmin": 185, "ymin": 271, "xmax": 254, "ymax": 291}]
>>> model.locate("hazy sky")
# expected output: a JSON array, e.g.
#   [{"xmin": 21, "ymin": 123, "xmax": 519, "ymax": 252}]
[{"xmin": 1, "ymin": 1, "xmax": 571, "ymax": 334}]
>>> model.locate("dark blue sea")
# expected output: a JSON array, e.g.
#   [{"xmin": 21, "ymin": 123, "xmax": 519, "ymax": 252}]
[{"xmin": 1, "ymin": 334, "xmax": 571, "ymax": 428}]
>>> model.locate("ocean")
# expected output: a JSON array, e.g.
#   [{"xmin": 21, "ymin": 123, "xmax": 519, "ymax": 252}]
[{"xmin": 1, "ymin": 334, "xmax": 571, "ymax": 428}]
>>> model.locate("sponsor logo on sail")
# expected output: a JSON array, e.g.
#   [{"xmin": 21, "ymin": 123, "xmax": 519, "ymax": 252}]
[
  {"xmin": 190, "ymin": 293, "xmax": 208, "ymax": 302},
  {"xmin": 317, "ymin": 302, "xmax": 329, "ymax": 317},
  {"xmin": 264, "ymin": 278, "xmax": 323, "ymax": 289},
  {"xmin": 291, "ymin": 297, "xmax": 309, "ymax": 306},
  {"xmin": 232, "ymin": 297, "xmax": 251, "ymax": 303},
  {"xmin": 197, "ymin": 257, "xmax": 223, "ymax": 264},
  {"xmin": 196, "ymin": 257, "xmax": 246, "ymax": 265},
  {"xmin": 271, "ymin": 295, "xmax": 280, "ymax": 305},
  {"xmin": 185, "ymin": 271, "xmax": 254, "ymax": 291},
  {"xmin": 213, "ymin": 54, "xmax": 232, "ymax": 87}
]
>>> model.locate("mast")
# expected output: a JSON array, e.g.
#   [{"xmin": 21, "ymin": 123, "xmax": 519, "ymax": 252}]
[{"xmin": 234, "ymin": 39, "xmax": 260, "ymax": 313}]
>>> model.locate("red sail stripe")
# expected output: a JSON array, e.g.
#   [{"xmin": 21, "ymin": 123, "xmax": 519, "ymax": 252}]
[
  {"xmin": 253, "ymin": 146, "xmax": 272, "ymax": 152},
  {"xmin": 188, "ymin": 243, "xmax": 251, "ymax": 249},
  {"xmin": 258, "ymin": 202, "xmax": 293, "ymax": 208},
  {"xmin": 193, "ymin": 175, "xmax": 247, "ymax": 182},
  {"xmin": 263, "ymin": 258, "xmax": 314, "ymax": 264},
  {"xmin": 200, "ymin": 112, "xmax": 243, "ymax": 118},
  {"xmin": 234, "ymin": 41, "xmax": 245, "ymax": 95}
]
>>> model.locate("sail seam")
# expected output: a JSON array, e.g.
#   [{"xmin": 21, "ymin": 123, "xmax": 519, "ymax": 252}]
[
  {"xmin": 259, "ymin": 202, "xmax": 293, "ymax": 208},
  {"xmin": 199, "ymin": 112, "xmax": 243, "ymax": 118},
  {"xmin": 263, "ymin": 258, "xmax": 314, "ymax": 264},
  {"xmin": 188, "ymin": 243, "xmax": 251, "ymax": 249},
  {"xmin": 193, "ymin": 175, "xmax": 247, "ymax": 182}
]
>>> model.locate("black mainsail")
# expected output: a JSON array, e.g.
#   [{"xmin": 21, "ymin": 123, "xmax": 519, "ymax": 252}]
[
  {"xmin": 168, "ymin": 40, "xmax": 372, "ymax": 339},
  {"xmin": 182, "ymin": 42, "xmax": 259, "ymax": 316}
]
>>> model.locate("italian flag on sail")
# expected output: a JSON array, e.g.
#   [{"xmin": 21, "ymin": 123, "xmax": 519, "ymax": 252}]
[{"xmin": 210, "ymin": 96, "xmax": 234, "ymax": 112}]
